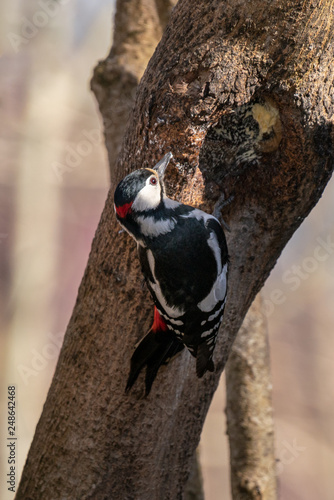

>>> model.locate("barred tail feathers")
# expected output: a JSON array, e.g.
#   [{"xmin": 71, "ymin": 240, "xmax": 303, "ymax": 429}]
[
  {"xmin": 126, "ymin": 307, "xmax": 183, "ymax": 396},
  {"xmin": 196, "ymin": 342, "xmax": 215, "ymax": 378}
]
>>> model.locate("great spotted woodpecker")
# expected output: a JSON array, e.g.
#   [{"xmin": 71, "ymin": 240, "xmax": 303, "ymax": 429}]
[{"xmin": 114, "ymin": 153, "xmax": 228, "ymax": 395}]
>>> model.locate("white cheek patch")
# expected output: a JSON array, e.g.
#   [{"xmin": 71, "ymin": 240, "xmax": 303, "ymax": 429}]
[{"xmin": 132, "ymin": 178, "xmax": 161, "ymax": 212}]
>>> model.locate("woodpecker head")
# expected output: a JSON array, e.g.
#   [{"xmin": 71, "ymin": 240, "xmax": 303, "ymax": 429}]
[{"xmin": 114, "ymin": 152, "xmax": 173, "ymax": 219}]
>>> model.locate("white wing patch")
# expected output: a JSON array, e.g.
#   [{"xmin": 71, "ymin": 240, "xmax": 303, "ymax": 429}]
[
  {"xmin": 201, "ymin": 327, "xmax": 214, "ymax": 338},
  {"xmin": 208, "ymin": 301, "xmax": 226, "ymax": 322},
  {"xmin": 207, "ymin": 229, "xmax": 222, "ymax": 274},
  {"xmin": 198, "ymin": 263, "xmax": 228, "ymax": 313},
  {"xmin": 196, "ymin": 217, "xmax": 227, "ymax": 313},
  {"xmin": 200, "ymin": 301, "xmax": 226, "ymax": 326},
  {"xmin": 147, "ymin": 250, "xmax": 185, "ymax": 319}
]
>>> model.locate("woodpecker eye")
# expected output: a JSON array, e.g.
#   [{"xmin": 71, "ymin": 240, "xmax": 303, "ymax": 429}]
[{"xmin": 150, "ymin": 176, "xmax": 157, "ymax": 185}]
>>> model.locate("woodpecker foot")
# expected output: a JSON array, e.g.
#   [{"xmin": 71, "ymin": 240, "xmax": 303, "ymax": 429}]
[{"xmin": 213, "ymin": 193, "xmax": 234, "ymax": 232}]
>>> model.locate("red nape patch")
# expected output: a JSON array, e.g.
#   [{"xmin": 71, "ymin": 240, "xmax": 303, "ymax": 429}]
[
  {"xmin": 115, "ymin": 202, "xmax": 133, "ymax": 218},
  {"xmin": 152, "ymin": 306, "xmax": 168, "ymax": 333}
]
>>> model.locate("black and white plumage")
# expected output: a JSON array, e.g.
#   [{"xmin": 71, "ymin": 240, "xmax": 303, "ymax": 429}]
[{"xmin": 114, "ymin": 153, "xmax": 229, "ymax": 395}]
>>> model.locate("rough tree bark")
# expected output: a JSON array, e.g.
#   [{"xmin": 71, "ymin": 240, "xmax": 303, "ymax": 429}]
[
  {"xmin": 94, "ymin": 0, "xmax": 176, "ymax": 184},
  {"xmin": 226, "ymin": 294, "xmax": 276, "ymax": 499},
  {"xmin": 17, "ymin": 1, "xmax": 334, "ymax": 499}
]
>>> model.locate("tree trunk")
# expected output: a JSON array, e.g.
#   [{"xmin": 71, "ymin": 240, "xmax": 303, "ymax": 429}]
[
  {"xmin": 16, "ymin": 1, "xmax": 334, "ymax": 499},
  {"xmin": 226, "ymin": 294, "xmax": 277, "ymax": 499},
  {"xmin": 93, "ymin": 2, "xmax": 204, "ymax": 498},
  {"xmin": 95, "ymin": 1, "xmax": 276, "ymax": 497}
]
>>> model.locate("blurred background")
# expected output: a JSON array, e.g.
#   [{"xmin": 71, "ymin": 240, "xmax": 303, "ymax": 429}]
[{"xmin": 1, "ymin": 1, "xmax": 334, "ymax": 499}]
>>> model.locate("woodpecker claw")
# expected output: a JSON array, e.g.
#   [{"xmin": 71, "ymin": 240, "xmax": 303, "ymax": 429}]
[{"xmin": 213, "ymin": 193, "xmax": 234, "ymax": 232}]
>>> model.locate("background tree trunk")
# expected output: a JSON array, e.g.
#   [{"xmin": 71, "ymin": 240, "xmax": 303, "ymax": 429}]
[
  {"xmin": 93, "ymin": 0, "xmax": 176, "ymax": 185},
  {"xmin": 16, "ymin": 1, "xmax": 334, "ymax": 499},
  {"xmin": 226, "ymin": 294, "xmax": 277, "ymax": 499}
]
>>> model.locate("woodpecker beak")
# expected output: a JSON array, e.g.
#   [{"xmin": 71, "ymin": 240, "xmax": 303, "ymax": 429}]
[{"xmin": 153, "ymin": 152, "xmax": 173, "ymax": 180}]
